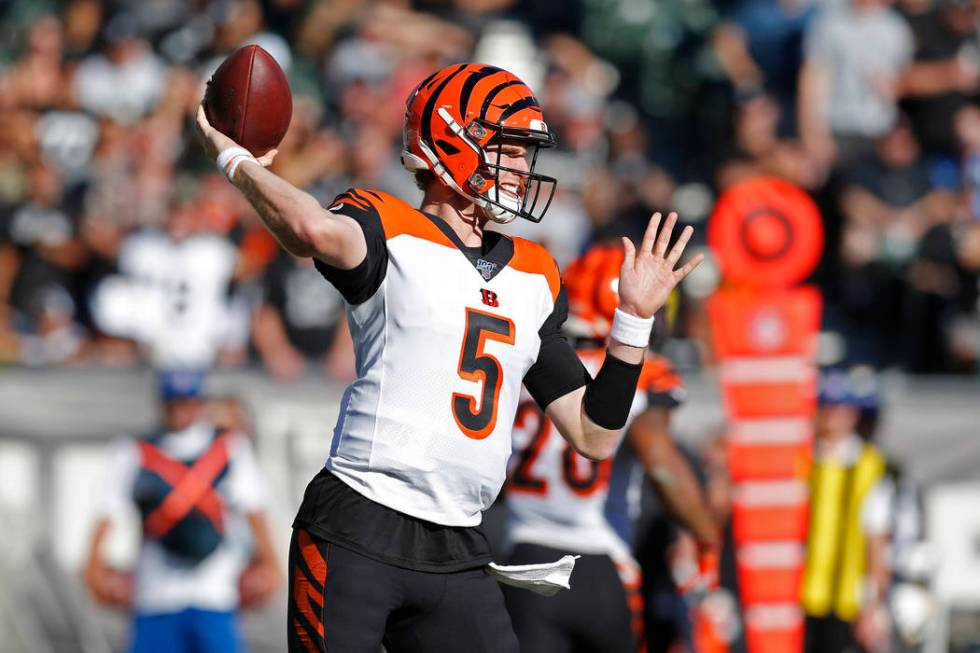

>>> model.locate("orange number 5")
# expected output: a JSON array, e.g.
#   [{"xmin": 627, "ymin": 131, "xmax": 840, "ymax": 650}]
[{"xmin": 452, "ymin": 308, "xmax": 515, "ymax": 439}]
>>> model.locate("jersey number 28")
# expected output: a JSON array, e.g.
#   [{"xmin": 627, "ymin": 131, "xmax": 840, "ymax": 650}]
[{"xmin": 509, "ymin": 401, "xmax": 611, "ymax": 496}]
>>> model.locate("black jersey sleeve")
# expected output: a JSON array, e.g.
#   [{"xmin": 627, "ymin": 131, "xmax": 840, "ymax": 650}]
[
  {"xmin": 313, "ymin": 189, "xmax": 388, "ymax": 305},
  {"xmin": 523, "ymin": 284, "xmax": 591, "ymax": 410}
]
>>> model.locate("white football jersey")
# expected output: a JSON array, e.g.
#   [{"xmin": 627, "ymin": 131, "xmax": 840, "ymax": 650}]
[
  {"xmin": 506, "ymin": 349, "xmax": 684, "ymax": 555},
  {"xmin": 316, "ymin": 189, "xmax": 576, "ymax": 527},
  {"xmin": 93, "ymin": 230, "xmax": 238, "ymax": 368}
]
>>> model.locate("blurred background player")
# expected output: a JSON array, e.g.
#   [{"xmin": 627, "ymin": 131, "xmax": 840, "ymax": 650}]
[
  {"xmin": 83, "ymin": 369, "xmax": 281, "ymax": 653},
  {"xmin": 90, "ymin": 189, "xmax": 244, "ymax": 370},
  {"xmin": 503, "ymin": 243, "xmax": 719, "ymax": 652}
]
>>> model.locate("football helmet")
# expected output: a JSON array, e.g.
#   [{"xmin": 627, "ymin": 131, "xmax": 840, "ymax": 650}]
[
  {"xmin": 401, "ymin": 63, "xmax": 557, "ymax": 224},
  {"xmin": 565, "ymin": 243, "xmax": 680, "ymax": 340},
  {"xmin": 563, "ymin": 244, "xmax": 625, "ymax": 339}
]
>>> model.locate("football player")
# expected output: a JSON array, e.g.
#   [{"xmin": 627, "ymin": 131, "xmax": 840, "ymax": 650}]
[
  {"xmin": 503, "ymin": 244, "xmax": 720, "ymax": 652},
  {"xmin": 195, "ymin": 63, "xmax": 704, "ymax": 653}
]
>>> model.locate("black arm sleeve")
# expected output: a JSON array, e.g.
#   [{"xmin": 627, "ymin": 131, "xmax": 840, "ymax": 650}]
[
  {"xmin": 523, "ymin": 285, "xmax": 591, "ymax": 410},
  {"xmin": 313, "ymin": 190, "xmax": 388, "ymax": 305},
  {"xmin": 583, "ymin": 354, "xmax": 643, "ymax": 430}
]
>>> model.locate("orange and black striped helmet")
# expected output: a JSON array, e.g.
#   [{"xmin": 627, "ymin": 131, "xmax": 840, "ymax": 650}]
[
  {"xmin": 401, "ymin": 63, "xmax": 558, "ymax": 224},
  {"xmin": 564, "ymin": 243, "xmax": 680, "ymax": 339},
  {"xmin": 563, "ymin": 244, "xmax": 624, "ymax": 339}
]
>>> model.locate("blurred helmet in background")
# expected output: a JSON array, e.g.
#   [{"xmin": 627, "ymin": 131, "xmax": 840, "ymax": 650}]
[{"xmin": 563, "ymin": 244, "xmax": 624, "ymax": 339}]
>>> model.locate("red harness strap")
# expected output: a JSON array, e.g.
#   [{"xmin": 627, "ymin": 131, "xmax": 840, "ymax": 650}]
[{"xmin": 138, "ymin": 432, "xmax": 231, "ymax": 539}]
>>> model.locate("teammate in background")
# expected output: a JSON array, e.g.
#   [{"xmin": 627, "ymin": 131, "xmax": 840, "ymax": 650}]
[
  {"xmin": 196, "ymin": 62, "xmax": 703, "ymax": 652},
  {"xmin": 83, "ymin": 370, "xmax": 281, "ymax": 653},
  {"xmin": 503, "ymin": 244, "xmax": 720, "ymax": 652}
]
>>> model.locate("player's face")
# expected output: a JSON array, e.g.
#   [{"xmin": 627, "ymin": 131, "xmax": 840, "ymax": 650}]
[
  {"xmin": 814, "ymin": 403, "xmax": 859, "ymax": 441},
  {"xmin": 164, "ymin": 397, "xmax": 204, "ymax": 431},
  {"xmin": 485, "ymin": 142, "xmax": 531, "ymax": 198}
]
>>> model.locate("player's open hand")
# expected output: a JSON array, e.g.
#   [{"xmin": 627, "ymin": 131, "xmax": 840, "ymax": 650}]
[
  {"xmin": 195, "ymin": 104, "xmax": 277, "ymax": 168},
  {"xmin": 617, "ymin": 212, "xmax": 703, "ymax": 319}
]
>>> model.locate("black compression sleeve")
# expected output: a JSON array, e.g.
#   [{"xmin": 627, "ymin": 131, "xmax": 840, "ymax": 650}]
[
  {"xmin": 583, "ymin": 354, "xmax": 644, "ymax": 430},
  {"xmin": 524, "ymin": 285, "xmax": 591, "ymax": 409}
]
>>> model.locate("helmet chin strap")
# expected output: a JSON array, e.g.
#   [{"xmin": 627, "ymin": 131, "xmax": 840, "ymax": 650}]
[{"xmin": 481, "ymin": 186, "xmax": 520, "ymax": 224}]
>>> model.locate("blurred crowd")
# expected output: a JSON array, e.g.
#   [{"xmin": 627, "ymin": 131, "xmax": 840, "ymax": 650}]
[{"xmin": 1, "ymin": 0, "xmax": 979, "ymax": 376}]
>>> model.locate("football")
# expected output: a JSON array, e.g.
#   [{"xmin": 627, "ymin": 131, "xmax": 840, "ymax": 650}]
[{"xmin": 203, "ymin": 44, "xmax": 292, "ymax": 156}]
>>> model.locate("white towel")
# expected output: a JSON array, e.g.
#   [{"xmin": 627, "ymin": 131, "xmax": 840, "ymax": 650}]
[{"xmin": 487, "ymin": 555, "xmax": 580, "ymax": 596}]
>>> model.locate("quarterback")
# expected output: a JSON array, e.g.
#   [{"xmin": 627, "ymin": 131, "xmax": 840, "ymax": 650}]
[{"xmin": 196, "ymin": 63, "xmax": 703, "ymax": 652}]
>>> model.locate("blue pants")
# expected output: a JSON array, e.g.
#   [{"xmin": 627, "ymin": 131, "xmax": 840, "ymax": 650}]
[{"xmin": 131, "ymin": 608, "xmax": 244, "ymax": 653}]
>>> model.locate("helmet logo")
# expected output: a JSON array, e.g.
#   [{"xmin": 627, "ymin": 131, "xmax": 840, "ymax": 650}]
[
  {"xmin": 469, "ymin": 173, "xmax": 488, "ymax": 191},
  {"xmin": 467, "ymin": 122, "xmax": 487, "ymax": 140}
]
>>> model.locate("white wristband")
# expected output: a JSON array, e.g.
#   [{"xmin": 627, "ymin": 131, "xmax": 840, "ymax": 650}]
[
  {"xmin": 610, "ymin": 307, "xmax": 655, "ymax": 347},
  {"xmin": 216, "ymin": 146, "xmax": 257, "ymax": 181},
  {"xmin": 227, "ymin": 153, "xmax": 257, "ymax": 180}
]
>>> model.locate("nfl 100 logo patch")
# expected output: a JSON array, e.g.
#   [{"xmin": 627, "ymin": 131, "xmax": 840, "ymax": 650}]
[{"xmin": 476, "ymin": 258, "xmax": 497, "ymax": 281}]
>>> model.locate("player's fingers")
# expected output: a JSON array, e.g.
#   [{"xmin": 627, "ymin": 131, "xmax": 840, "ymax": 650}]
[
  {"xmin": 622, "ymin": 237, "xmax": 636, "ymax": 269},
  {"xmin": 640, "ymin": 212, "xmax": 662, "ymax": 254},
  {"xmin": 196, "ymin": 104, "xmax": 211, "ymax": 132},
  {"xmin": 653, "ymin": 212, "xmax": 677, "ymax": 258},
  {"xmin": 673, "ymin": 251, "xmax": 705, "ymax": 281},
  {"xmin": 257, "ymin": 149, "xmax": 278, "ymax": 167},
  {"xmin": 666, "ymin": 225, "xmax": 693, "ymax": 264}
]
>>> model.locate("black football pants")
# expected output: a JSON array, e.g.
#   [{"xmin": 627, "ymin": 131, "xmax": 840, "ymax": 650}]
[
  {"xmin": 287, "ymin": 527, "xmax": 519, "ymax": 653},
  {"xmin": 501, "ymin": 542, "xmax": 641, "ymax": 653}
]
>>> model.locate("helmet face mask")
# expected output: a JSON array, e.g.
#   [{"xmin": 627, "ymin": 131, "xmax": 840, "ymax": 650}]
[{"xmin": 401, "ymin": 64, "xmax": 558, "ymax": 224}]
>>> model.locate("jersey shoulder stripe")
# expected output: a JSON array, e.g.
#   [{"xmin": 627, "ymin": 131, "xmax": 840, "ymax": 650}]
[
  {"xmin": 509, "ymin": 237, "xmax": 560, "ymax": 301},
  {"xmin": 576, "ymin": 349, "xmax": 683, "ymax": 398},
  {"xmin": 333, "ymin": 188, "xmax": 453, "ymax": 248},
  {"xmin": 637, "ymin": 356, "xmax": 684, "ymax": 396}
]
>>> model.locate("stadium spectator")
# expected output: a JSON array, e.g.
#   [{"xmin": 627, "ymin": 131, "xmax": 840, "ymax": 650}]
[
  {"xmin": 1, "ymin": 162, "xmax": 90, "ymax": 365},
  {"xmin": 0, "ymin": 14, "xmax": 69, "ymax": 111},
  {"xmin": 898, "ymin": 0, "xmax": 980, "ymax": 157},
  {"xmin": 839, "ymin": 117, "xmax": 946, "ymax": 270},
  {"xmin": 835, "ymin": 117, "xmax": 956, "ymax": 366},
  {"xmin": 798, "ymin": 0, "xmax": 914, "ymax": 170},
  {"xmin": 71, "ymin": 21, "xmax": 166, "ymax": 124},
  {"xmin": 715, "ymin": 92, "xmax": 824, "ymax": 191},
  {"xmin": 90, "ymin": 190, "xmax": 244, "ymax": 370},
  {"xmin": 83, "ymin": 369, "xmax": 281, "ymax": 653},
  {"xmin": 712, "ymin": 0, "xmax": 815, "ymax": 121},
  {"xmin": 251, "ymin": 251, "xmax": 354, "ymax": 381}
]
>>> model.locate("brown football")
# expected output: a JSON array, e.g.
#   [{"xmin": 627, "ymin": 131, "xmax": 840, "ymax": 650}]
[{"xmin": 203, "ymin": 45, "xmax": 292, "ymax": 156}]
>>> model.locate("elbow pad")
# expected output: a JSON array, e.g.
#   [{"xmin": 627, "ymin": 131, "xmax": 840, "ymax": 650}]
[{"xmin": 583, "ymin": 354, "xmax": 643, "ymax": 430}]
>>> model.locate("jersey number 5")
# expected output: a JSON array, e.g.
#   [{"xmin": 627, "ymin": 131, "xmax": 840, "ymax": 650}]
[{"xmin": 453, "ymin": 308, "xmax": 515, "ymax": 440}]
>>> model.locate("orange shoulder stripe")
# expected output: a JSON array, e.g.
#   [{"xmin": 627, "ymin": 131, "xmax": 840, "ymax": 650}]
[
  {"xmin": 352, "ymin": 188, "xmax": 454, "ymax": 247},
  {"xmin": 510, "ymin": 237, "xmax": 560, "ymax": 301},
  {"xmin": 640, "ymin": 356, "xmax": 683, "ymax": 394}
]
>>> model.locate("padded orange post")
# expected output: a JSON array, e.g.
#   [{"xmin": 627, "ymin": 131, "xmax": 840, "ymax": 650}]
[{"xmin": 707, "ymin": 177, "xmax": 824, "ymax": 653}]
